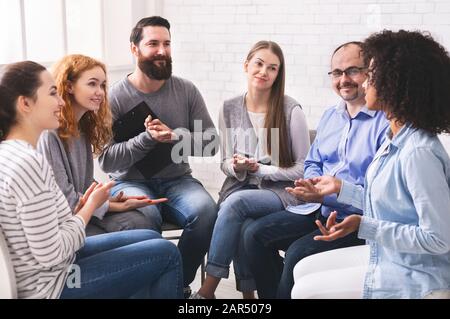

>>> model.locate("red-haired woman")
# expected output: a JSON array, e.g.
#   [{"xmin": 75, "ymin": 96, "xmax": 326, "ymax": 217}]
[{"xmin": 38, "ymin": 54, "xmax": 165, "ymax": 235}]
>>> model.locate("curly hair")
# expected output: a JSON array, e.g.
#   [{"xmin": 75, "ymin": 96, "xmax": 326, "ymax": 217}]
[
  {"xmin": 362, "ymin": 30, "xmax": 450, "ymax": 134},
  {"xmin": 52, "ymin": 54, "xmax": 112, "ymax": 155}
]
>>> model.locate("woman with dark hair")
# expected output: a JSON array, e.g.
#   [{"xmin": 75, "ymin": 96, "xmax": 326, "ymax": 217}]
[
  {"xmin": 191, "ymin": 41, "xmax": 310, "ymax": 299},
  {"xmin": 291, "ymin": 30, "xmax": 450, "ymax": 299},
  {"xmin": 37, "ymin": 54, "xmax": 166, "ymax": 236},
  {"xmin": 0, "ymin": 61, "xmax": 183, "ymax": 299}
]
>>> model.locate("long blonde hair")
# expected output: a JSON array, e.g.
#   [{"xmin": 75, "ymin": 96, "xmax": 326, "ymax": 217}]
[
  {"xmin": 52, "ymin": 54, "xmax": 112, "ymax": 156},
  {"xmin": 246, "ymin": 41, "xmax": 292, "ymax": 168}
]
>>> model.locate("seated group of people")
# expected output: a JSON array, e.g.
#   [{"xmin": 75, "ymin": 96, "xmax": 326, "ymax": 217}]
[{"xmin": 0, "ymin": 16, "xmax": 449, "ymax": 299}]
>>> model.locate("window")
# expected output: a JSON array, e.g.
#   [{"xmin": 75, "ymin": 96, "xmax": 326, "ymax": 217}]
[
  {"xmin": 66, "ymin": 0, "xmax": 103, "ymax": 61},
  {"xmin": 0, "ymin": 0, "xmax": 134, "ymax": 67},
  {"xmin": 0, "ymin": 0, "xmax": 23, "ymax": 63},
  {"xmin": 24, "ymin": 0, "xmax": 65, "ymax": 63}
]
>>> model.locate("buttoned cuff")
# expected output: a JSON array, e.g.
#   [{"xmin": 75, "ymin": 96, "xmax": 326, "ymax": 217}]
[
  {"xmin": 358, "ymin": 216, "xmax": 378, "ymax": 241},
  {"xmin": 337, "ymin": 180, "xmax": 355, "ymax": 206}
]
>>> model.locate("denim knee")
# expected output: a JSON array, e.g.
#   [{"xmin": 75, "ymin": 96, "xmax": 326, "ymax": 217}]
[
  {"xmin": 200, "ymin": 198, "xmax": 218, "ymax": 219},
  {"xmin": 218, "ymin": 192, "xmax": 250, "ymax": 219},
  {"xmin": 284, "ymin": 245, "xmax": 309, "ymax": 273},
  {"xmin": 186, "ymin": 197, "xmax": 217, "ymax": 230},
  {"xmin": 242, "ymin": 221, "xmax": 262, "ymax": 252}
]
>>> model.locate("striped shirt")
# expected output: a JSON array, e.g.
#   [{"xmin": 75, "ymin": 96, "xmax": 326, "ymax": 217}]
[{"xmin": 0, "ymin": 140, "xmax": 86, "ymax": 299}]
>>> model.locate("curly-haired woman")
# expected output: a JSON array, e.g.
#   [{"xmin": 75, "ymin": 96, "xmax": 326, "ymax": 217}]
[{"xmin": 292, "ymin": 30, "xmax": 450, "ymax": 299}]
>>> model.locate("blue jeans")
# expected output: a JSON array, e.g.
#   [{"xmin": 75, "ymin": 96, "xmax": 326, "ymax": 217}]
[
  {"xmin": 206, "ymin": 188, "xmax": 284, "ymax": 292},
  {"xmin": 243, "ymin": 210, "xmax": 365, "ymax": 299},
  {"xmin": 60, "ymin": 230, "xmax": 183, "ymax": 299},
  {"xmin": 111, "ymin": 175, "xmax": 217, "ymax": 286}
]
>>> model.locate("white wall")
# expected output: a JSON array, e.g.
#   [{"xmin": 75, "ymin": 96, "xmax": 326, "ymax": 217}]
[
  {"xmin": 99, "ymin": 1, "xmax": 450, "ymax": 197},
  {"xmin": 153, "ymin": 0, "xmax": 450, "ymax": 196}
]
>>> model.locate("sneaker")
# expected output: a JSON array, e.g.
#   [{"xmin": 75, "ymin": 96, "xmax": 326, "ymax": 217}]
[
  {"xmin": 183, "ymin": 286, "xmax": 192, "ymax": 299},
  {"xmin": 189, "ymin": 291, "xmax": 206, "ymax": 299}
]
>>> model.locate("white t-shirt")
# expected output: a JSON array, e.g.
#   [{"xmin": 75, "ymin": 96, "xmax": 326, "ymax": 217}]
[{"xmin": 248, "ymin": 111, "xmax": 268, "ymax": 161}]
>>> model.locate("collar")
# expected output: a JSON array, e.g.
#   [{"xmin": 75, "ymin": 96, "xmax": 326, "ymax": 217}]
[
  {"xmin": 388, "ymin": 123, "xmax": 416, "ymax": 149},
  {"xmin": 335, "ymin": 100, "xmax": 377, "ymax": 118}
]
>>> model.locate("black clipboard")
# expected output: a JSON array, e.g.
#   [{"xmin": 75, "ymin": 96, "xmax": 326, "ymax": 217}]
[{"xmin": 112, "ymin": 101, "xmax": 174, "ymax": 178}]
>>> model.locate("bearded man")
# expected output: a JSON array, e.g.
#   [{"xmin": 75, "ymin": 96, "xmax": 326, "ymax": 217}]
[{"xmin": 99, "ymin": 16, "xmax": 219, "ymax": 298}]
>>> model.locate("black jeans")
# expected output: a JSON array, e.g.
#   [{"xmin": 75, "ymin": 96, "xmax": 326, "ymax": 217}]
[{"xmin": 243, "ymin": 209, "xmax": 365, "ymax": 299}]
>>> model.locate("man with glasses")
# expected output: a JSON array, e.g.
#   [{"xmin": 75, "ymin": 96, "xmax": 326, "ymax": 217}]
[{"xmin": 242, "ymin": 41, "xmax": 389, "ymax": 299}]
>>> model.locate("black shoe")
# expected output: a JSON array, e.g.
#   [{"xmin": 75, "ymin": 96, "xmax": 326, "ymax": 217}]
[{"xmin": 184, "ymin": 286, "xmax": 192, "ymax": 299}]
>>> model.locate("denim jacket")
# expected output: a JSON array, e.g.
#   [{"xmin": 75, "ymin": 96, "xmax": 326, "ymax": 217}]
[{"xmin": 339, "ymin": 124, "xmax": 450, "ymax": 298}]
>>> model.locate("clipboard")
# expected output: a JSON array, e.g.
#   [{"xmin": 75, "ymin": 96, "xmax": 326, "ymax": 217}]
[{"xmin": 112, "ymin": 101, "xmax": 174, "ymax": 178}]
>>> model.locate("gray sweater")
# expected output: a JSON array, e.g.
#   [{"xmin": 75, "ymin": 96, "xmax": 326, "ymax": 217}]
[
  {"xmin": 99, "ymin": 75, "xmax": 219, "ymax": 180},
  {"xmin": 218, "ymin": 94, "xmax": 310, "ymax": 207},
  {"xmin": 37, "ymin": 130, "xmax": 109, "ymax": 219}
]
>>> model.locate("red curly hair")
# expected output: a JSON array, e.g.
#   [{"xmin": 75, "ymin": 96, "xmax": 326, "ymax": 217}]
[{"xmin": 52, "ymin": 54, "xmax": 112, "ymax": 156}]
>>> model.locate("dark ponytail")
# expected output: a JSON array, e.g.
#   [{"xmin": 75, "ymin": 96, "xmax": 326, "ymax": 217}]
[
  {"xmin": 0, "ymin": 86, "xmax": 17, "ymax": 141},
  {"xmin": 0, "ymin": 61, "xmax": 46, "ymax": 141}
]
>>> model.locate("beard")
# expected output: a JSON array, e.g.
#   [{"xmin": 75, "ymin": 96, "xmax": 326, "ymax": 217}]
[
  {"xmin": 338, "ymin": 81, "xmax": 360, "ymax": 101},
  {"xmin": 138, "ymin": 54, "xmax": 173, "ymax": 80}
]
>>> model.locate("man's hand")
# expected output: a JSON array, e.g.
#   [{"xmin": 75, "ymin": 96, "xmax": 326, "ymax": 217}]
[
  {"xmin": 286, "ymin": 179, "xmax": 324, "ymax": 203},
  {"xmin": 145, "ymin": 116, "xmax": 176, "ymax": 143},
  {"xmin": 314, "ymin": 211, "xmax": 361, "ymax": 241},
  {"xmin": 232, "ymin": 154, "xmax": 259, "ymax": 173},
  {"xmin": 309, "ymin": 176, "xmax": 342, "ymax": 196}
]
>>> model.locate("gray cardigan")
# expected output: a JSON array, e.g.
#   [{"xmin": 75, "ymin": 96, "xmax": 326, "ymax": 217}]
[
  {"xmin": 218, "ymin": 94, "xmax": 310, "ymax": 207},
  {"xmin": 37, "ymin": 130, "xmax": 109, "ymax": 219}
]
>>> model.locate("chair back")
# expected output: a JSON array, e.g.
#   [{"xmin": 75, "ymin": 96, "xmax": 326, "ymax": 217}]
[{"xmin": 0, "ymin": 231, "xmax": 17, "ymax": 299}]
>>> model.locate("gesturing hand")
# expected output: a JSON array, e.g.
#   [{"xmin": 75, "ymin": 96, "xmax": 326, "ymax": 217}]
[
  {"xmin": 145, "ymin": 115, "xmax": 176, "ymax": 143},
  {"xmin": 109, "ymin": 195, "xmax": 169, "ymax": 212},
  {"xmin": 313, "ymin": 211, "xmax": 361, "ymax": 241},
  {"xmin": 286, "ymin": 179, "xmax": 323, "ymax": 203},
  {"xmin": 85, "ymin": 181, "xmax": 115, "ymax": 210},
  {"xmin": 75, "ymin": 182, "xmax": 98, "ymax": 213},
  {"xmin": 110, "ymin": 191, "xmax": 148, "ymax": 203},
  {"xmin": 309, "ymin": 176, "xmax": 342, "ymax": 196},
  {"xmin": 232, "ymin": 154, "xmax": 259, "ymax": 173}
]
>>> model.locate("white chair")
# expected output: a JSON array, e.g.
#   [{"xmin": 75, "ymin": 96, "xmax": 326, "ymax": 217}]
[
  {"xmin": 291, "ymin": 245, "xmax": 369, "ymax": 299},
  {"xmin": 0, "ymin": 231, "xmax": 17, "ymax": 299}
]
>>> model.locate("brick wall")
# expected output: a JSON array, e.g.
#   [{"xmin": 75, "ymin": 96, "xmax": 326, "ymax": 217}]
[{"xmin": 141, "ymin": 0, "xmax": 450, "ymax": 198}]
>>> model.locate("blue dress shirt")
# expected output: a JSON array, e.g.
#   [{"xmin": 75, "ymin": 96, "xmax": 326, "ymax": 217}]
[{"xmin": 287, "ymin": 100, "xmax": 389, "ymax": 219}]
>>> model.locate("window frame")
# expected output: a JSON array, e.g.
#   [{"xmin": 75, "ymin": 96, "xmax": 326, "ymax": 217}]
[{"xmin": 0, "ymin": 0, "xmax": 136, "ymax": 70}]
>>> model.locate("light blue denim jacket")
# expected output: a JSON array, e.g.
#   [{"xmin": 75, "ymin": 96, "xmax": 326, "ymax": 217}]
[{"xmin": 339, "ymin": 124, "xmax": 450, "ymax": 298}]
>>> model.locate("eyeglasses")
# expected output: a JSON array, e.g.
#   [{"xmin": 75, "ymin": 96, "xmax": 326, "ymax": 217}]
[{"xmin": 328, "ymin": 66, "xmax": 367, "ymax": 79}]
